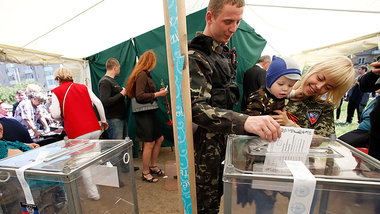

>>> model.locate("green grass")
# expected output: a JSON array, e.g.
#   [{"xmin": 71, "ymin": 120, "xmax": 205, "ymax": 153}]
[{"xmin": 334, "ymin": 99, "xmax": 368, "ymax": 138}]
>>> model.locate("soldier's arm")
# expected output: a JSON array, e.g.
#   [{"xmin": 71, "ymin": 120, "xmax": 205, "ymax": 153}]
[{"xmin": 245, "ymin": 91, "xmax": 264, "ymax": 116}]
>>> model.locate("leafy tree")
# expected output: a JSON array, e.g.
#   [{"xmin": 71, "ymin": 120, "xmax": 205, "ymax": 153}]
[{"xmin": 0, "ymin": 81, "xmax": 43, "ymax": 104}]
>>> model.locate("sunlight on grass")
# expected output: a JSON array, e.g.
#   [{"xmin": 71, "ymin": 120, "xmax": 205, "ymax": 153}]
[{"xmin": 334, "ymin": 99, "xmax": 371, "ymax": 138}]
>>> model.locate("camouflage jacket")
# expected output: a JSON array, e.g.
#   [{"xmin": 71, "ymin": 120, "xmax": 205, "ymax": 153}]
[
  {"xmin": 188, "ymin": 33, "xmax": 248, "ymax": 135},
  {"xmin": 245, "ymin": 87, "xmax": 285, "ymax": 116},
  {"xmin": 286, "ymin": 97, "xmax": 335, "ymax": 137}
]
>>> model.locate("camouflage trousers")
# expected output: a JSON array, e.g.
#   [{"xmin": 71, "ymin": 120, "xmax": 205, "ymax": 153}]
[{"xmin": 194, "ymin": 127, "xmax": 227, "ymax": 214}]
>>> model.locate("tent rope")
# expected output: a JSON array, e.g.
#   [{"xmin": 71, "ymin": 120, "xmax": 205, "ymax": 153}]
[{"xmin": 23, "ymin": 0, "xmax": 105, "ymax": 48}]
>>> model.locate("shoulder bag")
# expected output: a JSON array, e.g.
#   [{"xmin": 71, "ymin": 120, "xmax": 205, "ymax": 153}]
[{"xmin": 131, "ymin": 98, "xmax": 159, "ymax": 113}]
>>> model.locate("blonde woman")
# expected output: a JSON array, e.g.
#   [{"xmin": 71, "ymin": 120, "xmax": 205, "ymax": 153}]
[
  {"xmin": 272, "ymin": 56, "xmax": 355, "ymax": 137},
  {"xmin": 126, "ymin": 50, "xmax": 168, "ymax": 183}
]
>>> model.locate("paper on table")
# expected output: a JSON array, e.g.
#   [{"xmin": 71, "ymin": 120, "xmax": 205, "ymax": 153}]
[{"xmin": 267, "ymin": 126, "xmax": 314, "ymax": 154}]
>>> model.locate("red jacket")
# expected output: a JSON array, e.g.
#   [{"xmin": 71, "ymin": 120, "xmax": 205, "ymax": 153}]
[{"xmin": 52, "ymin": 81, "xmax": 100, "ymax": 139}]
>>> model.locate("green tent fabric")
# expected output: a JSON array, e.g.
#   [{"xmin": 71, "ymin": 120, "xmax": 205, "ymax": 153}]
[{"xmin": 86, "ymin": 8, "xmax": 266, "ymax": 157}]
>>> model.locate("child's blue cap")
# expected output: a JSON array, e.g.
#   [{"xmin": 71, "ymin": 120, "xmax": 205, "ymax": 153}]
[{"xmin": 266, "ymin": 56, "xmax": 301, "ymax": 88}]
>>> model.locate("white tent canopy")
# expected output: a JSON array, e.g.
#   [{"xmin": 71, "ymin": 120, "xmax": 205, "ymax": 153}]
[{"xmin": 1, "ymin": 0, "xmax": 380, "ymax": 65}]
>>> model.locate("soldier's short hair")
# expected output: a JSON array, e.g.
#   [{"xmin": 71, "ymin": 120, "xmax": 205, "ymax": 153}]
[
  {"xmin": 106, "ymin": 58, "xmax": 120, "ymax": 71},
  {"xmin": 208, "ymin": 0, "xmax": 245, "ymax": 18}
]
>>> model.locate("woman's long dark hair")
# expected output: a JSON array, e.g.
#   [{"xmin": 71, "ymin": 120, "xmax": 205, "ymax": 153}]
[{"xmin": 125, "ymin": 50, "xmax": 157, "ymax": 98}]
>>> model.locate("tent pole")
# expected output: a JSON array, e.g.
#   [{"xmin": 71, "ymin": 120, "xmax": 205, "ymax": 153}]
[{"xmin": 163, "ymin": 0, "xmax": 197, "ymax": 213}]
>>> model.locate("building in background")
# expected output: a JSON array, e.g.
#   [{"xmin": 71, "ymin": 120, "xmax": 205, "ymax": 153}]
[
  {"xmin": 352, "ymin": 46, "xmax": 380, "ymax": 66},
  {"xmin": 0, "ymin": 62, "xmax": 59, "ymax": 90}
]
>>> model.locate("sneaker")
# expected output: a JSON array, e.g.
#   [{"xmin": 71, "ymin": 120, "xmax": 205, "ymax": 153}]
[{"xmin": 89, "ymin": 195, "xmax": 101, "ymax": 201}]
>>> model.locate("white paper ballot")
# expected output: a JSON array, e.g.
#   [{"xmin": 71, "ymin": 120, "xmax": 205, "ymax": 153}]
[{"xmin": 267, "ymin": 126, "xmax": 314, "ymax": 154}]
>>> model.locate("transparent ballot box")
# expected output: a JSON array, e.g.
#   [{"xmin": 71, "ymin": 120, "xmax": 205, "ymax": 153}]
[
  {"xmin": 0, "ymin": 138, "xmax": 138, "ymax": 214},
  {"xmin": 223, "ymin": 135, "xmax": 380, "ymax": 214}
]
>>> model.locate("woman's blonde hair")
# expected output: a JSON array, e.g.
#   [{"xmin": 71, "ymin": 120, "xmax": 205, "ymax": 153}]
[
  {"xmin": 54, "ymin": 68, "xmax": 73, "ymax": 82},
  {"xmin": 293, "ymin": 56, "xmax": 355, "ymax": 106},
  {"xmin": 125, "ymin": 50, "xmax": 157, "ymax": 98}
]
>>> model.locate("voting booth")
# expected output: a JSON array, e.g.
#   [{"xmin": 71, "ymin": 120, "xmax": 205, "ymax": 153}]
[
  {"xmin": 223, "ymin": 132, "xmax": 380, "ymax": 214},
  {"xmin": 0, "ymin": 138, "xmax": 138, "ymax": 214}
]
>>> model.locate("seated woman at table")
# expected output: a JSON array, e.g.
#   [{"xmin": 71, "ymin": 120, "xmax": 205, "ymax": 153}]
[
  {"xmin": 272, "ymin": 56, "xmax": 355, "ymax": 137},
  {"xmin": 0, "ymin": 123, "xmax": 39, "ymax": 159}
]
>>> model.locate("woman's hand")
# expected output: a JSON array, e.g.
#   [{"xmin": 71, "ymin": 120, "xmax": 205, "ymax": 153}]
[
  {"xmin": 271, "ymin": 108, "xmax": 295, "ymax": 127},
  {"xmin": 26, "ymin": 143, "xmax": 40, "ymax": 148},
  {"xmin": 155, "ymin": 88, "xmax": 168, "ymax": 98},
  {"xmin": 101, "ymin": 121, "xmax": 109, "ymax": 131},
  {"xmin": 290, "ymin": 88, "xmax": 306, "ymax": 100}
]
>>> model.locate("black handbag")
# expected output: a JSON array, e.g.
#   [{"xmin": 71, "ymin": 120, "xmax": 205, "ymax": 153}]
[{"xmin": 131, "ymin": 98, "xmax": 158, "ymax": 113}]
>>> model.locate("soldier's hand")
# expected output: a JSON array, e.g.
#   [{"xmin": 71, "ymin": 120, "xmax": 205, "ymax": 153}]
[{"xmin": 244, "ymin": 115, "xmax": 281, "ymax": 142}]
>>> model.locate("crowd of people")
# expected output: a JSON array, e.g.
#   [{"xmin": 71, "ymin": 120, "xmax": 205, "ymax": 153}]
[{"xmin": 0, "ymin": 0, "xmax": 379, "ymax": 212}]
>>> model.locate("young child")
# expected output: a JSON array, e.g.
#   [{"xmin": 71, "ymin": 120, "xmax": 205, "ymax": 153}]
[{"xmin": 245, "ymin": 55, "xmax": 301, "ymax": 116}]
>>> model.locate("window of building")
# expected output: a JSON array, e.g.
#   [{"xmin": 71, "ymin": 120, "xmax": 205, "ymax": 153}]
[{"xmin": 358, "ymin": 57, "xmax": 366, "ymax": 64}]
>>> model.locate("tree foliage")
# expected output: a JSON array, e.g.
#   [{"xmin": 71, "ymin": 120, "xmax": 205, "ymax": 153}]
[{"xmin": 0, "ymin": 81, "xmax": 43, "ymax": 104}]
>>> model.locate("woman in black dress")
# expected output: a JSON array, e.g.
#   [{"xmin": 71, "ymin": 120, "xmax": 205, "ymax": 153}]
[{"xmin": 126, "ymin": 50, "xmax": 168, "ymax": 182}]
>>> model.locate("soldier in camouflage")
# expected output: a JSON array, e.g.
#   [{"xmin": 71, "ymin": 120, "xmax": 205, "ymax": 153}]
[{"xmin": 188, "ymin": 0, "xmax": 281, "ymax": 213}]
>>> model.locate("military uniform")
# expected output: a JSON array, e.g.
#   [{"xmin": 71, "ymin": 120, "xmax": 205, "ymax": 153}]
[
  {"xmin": 245, "ymin": 87, "xmax": 285, "ymax": 116},
  {"xmin": 189, "ymin": 33, "xmax": 248, "ymax": 214},
  {"xmin": 286, "ymin": 97, "xmax": 335, "ymax": 137}
]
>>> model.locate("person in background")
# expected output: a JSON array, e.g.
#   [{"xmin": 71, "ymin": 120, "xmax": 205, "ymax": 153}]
[
  {"xmin": 98, "ymin": 58, "xmax": 139, "ymax": 172},
  {"xmin": 12, "ymin": 89, "xmax": 26, "ymax": 117},
  {"xmin": 51, "ymin": 68, "xmax": 108, "ymax": 139},
  {"xmin": 335, "ymin": 97, "xmax": 344, "ymax": 122},
  {"xmin": 45, "ymin": 91, "xmax": 53, "ymax": 111},
  {"xmin": 245, "ymin": 56, "xmax": 301, "ymax": 116},
  {"xmin": 346, "ymin": 65, "xmax": 369, "ymax": 123},
  {"xmin": 125, "ymin": 50, "xmax": 168, "ymax": 183},
  {"xmin": 359, "ymin": 61, "xmax": 380, "ymax": 160},
  {"xmin": 50, "ymin": 67, "xmax": 108, "ymax": 200},
  {"xmin": 188, "ymin": 0, "xmax": 281, "ymax": 213},
  {"xmin": 339, "ymin": 89, "xmax": 380, "ymax": 148},
  {"xmin": 241, "ymin": 55, "xmax": 271, "ymax": 111},
  {"xmin": 98, "ymin": 58, "xmax": 128, "ymax": 139},
  {"xmin": 272, "ymin": 56, "xmax": 355, "ymax": 137},
  {"xmin": 0, "ymin": 101, "xmax": 9, "ymax": 117},
  {"xmin": 14, "ymin": 92, "xmax": 50, "ymax": 138}
]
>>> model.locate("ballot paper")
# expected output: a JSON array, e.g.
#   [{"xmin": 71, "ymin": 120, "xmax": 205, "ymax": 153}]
[{"xmin": 267, "ymin": 126, "xmax": 314, "ymax": 154}]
